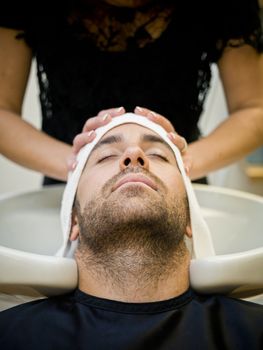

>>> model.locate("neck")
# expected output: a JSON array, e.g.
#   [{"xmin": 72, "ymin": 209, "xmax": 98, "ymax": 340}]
[{"xmin": 76, "ymin": 244, "xmax": 190, "ymax": 303}]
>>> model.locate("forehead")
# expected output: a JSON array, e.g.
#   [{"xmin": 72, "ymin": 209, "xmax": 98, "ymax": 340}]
[
  {"xmin": 104, "ymin": 123, "xmax": 154, "ymax": 139},
  {"xmin": 100, "ymin": 123, "xmax": 160, "ymax": 142}
]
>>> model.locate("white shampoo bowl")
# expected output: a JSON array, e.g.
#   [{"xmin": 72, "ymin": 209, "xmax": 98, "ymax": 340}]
[
  {"xmin": 0, "ymin": 186, "xmax": 77, "ymax": 298},
  {"xmin": 0, "ymin": 184, "xmax": 262, "ymax": 303},
  {"xmin": 192, "ymin": 184, "xmax": 263, "ymax": 300}
]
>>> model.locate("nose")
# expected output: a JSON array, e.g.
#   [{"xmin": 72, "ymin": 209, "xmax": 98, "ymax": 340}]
[{"xmin": 120, "ymin": 147, "xmax": 149, "ymax": 171}]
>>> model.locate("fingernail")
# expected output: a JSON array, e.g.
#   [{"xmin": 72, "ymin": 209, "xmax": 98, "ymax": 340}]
[
  {"xmin": 135, "ymin": 106, "xmax": 144, "ymax": 112},
  {"xmin": 67, "ymin": 159, "xmax": 74, "ymax": 168},
  {"xmin": 115, "ymin": 106, "xmax": 124, "ymax": 113},
  {"xmin": 184, "ymin": 166, "xmax": 189, "ymax": 174},
  {"xmin": 181, "ymin": 138, "xmax": 188, "ymax": 152},
  {"xmin": 149, "ymin": 111, "xmax": 158, "ymax": 119},
  {"xmin": 72, "ymin": 161, "xmax": 78, "ymax": 170},
  {"xmin": 88, "ymin": 130, "xmax": 95, "ymax": 137},
  {"xmin": 67, "ymin": 156, "xmax": 77, "ymax": 169},
  {"xmin": 169, "ymin": 132, "xmax": 176, "ymax": 139},
  {"xmin": 102, "ymin": 113, "xmax": 110, "ymax": 121}
]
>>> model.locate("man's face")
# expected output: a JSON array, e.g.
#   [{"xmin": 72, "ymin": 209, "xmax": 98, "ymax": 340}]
[
  {"xmin": 77, "ymin": 123, "xmax": 186, "ymax": 209},
  {"xmin": 73, "ymin": 124, "xmax": 190, "ymax": 265}
]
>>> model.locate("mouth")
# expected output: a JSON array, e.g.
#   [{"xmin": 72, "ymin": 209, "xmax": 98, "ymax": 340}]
[{"xmin": 112, "ymin": 174, "xmax": 158, "ymax": 192}]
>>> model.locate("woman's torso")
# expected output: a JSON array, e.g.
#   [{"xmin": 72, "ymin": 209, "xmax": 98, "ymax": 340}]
[{"xmin": 26, "ymin": 1, "xmax": 214, "ymax": 146}]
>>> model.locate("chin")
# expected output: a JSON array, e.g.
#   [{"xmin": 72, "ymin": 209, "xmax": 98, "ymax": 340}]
[
  {"xmin": 110, "ymin": 192, "xmax": 160, "ymax": 219},
  {"xmin": 115, "ymin": 183, "xmax": 158, "ymax": 197}
]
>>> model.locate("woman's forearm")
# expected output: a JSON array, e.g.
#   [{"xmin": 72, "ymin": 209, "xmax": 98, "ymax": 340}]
[
  {"xmin": 0, "ymin": 109, "xmax": 71, "ymax": 181},
  {"xmin": 188, "ymin": 106, "xmax": 263, "ymax": 180}
]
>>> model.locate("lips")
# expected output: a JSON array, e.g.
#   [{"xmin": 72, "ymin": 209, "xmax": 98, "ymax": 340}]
[{"xmin": 112, "ymin": 174, "xmax": 158, "ymax": 192}]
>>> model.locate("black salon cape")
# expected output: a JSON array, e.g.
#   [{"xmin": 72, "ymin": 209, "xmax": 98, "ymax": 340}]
[{"xmin": 0, "ymin": 288, "xmax": 262, "ymax": 349}]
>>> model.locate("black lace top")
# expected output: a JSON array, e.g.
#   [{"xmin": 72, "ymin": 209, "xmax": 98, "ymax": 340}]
[{"xmin": 1, "ymin": 0, "xmax": 263, "ymax": 145}]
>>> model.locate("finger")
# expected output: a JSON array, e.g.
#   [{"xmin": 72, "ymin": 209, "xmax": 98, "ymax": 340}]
[
  {"xmin": 182, "ymin": 155, "xmax": 192, "ymax": 176},
  {"xmin": 82, "ymin": 114, "xmax": 110, "ymax": 133},
  {"xmin": 134, "ymin": 106, "xmax": 149, "ymax": 117},
  {"xmin": 67, "ymin": 154, "xmax": 78, "ymax": 172},
  {"xmin": 82, "ymin": 107, "xmax": 125, "ymax": 133},
  {"xmin": 97, "ymin": 106, "xmax": 125, "ymax": 118},
  {"xmin": 82, "ymin": 114, "xmax": 112, "ymax": 132},
  {"xmin": 134, "ymin": 106, "xmax": 175, "ymax": 133},
  {"xmin": 72, "ymin": 130, "xmax": 96, "ymax": 155},
  {"xmin": 168, "ymin": 133, "xmax": 188, "ymax": 153}
]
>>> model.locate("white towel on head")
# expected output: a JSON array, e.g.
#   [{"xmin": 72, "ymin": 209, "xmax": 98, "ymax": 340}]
[{"xmin": 58, "ymin": 113, "xmax": 215, "ymax": 259}]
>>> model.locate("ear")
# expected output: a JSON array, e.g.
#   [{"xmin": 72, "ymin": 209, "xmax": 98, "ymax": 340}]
[
  {"xmin": 69, "ymin": 210, "xmax": 80, "ymax": 241},
  {"xmin": 186, "ymin": 224, "xmax": 192, "ymax": 238}
]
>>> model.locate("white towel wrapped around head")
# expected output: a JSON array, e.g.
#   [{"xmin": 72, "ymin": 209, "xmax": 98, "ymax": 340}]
[{"xmin": 58, "ymin": 113, "xmax": 215, "ymax": 259}]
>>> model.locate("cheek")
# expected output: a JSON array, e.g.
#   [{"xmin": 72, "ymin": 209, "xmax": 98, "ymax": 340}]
[
  {"xmin": 153, "ymin": 166, "xmax": 185, "ymax": 192},
  {"xmin": 78, "ymin": 175, "xmax": 104, "ymax": 203},
  {"xmin": 77, "ymin": 166, "xmax": 118, "ymax": 203},
  {"xmin": 171, "ymin": 172, "xmax": 185, "ymax": 194}
]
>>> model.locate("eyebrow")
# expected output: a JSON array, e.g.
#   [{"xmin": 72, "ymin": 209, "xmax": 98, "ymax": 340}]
[
  {"xmin": 91, "ymin": 133, "xmax": 173, "ymax": 154},
  {"xmin": 142, "ymin": 134, "xmax": 172, "ymax": 152},
  {"xmin": 92, "ymin": 135, "xmax": 123, "ymax": 152}
]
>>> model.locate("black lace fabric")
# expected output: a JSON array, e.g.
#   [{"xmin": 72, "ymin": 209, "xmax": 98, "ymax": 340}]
[
  {"xmin": 67, "ymin": 2, "xmax": 175, "ymax": 51},
  {"xmin": 0, "ymin": 0, "xmax": 263, "ymax": 185}
]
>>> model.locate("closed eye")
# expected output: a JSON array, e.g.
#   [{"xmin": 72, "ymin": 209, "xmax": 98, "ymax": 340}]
[
  {"xmin": 148, "ymin": 154, "xmax": 169, "ymax": 162},
  {"xmin": 97, "ymin": 155, "xmax": 117, "ymax": 163}
]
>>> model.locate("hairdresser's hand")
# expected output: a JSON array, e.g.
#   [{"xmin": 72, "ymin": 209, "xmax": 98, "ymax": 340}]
[
  {"xmin": 134, "ymin": 106, "xmax": 192, "ymax": 176},
  {"xmin": 68, "ymin": 107, "xmax": 126, "ymax": 170}
]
